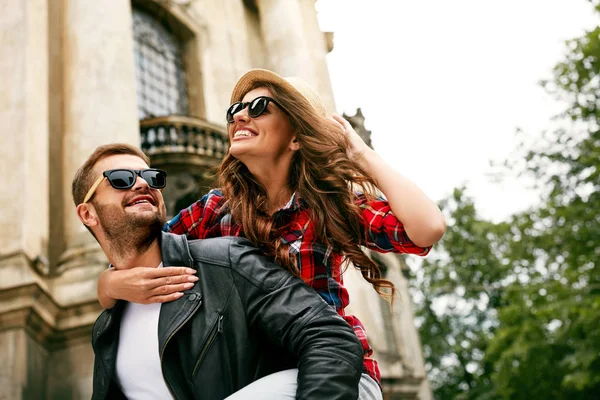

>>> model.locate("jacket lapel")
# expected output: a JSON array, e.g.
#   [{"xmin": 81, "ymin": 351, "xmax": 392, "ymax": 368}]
[{"xmin": 157, "ymin": 232, "xmax": 203, "ymax": 352}]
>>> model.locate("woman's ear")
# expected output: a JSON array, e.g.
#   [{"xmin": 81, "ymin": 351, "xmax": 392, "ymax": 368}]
[
  {"xmin": 289, "ymin": 136, "xmax": 301, "ymax": 151},
  {"xmin": 76, "ymin": 203, "xmax": 99, "ymax": 229}
]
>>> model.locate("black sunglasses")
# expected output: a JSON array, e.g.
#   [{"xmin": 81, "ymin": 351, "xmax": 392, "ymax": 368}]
[
  {"xmin": 83, "ymin": 169, "xmax": 167, "ymax": 203},
  {"xmin": 226, "ymin": 96, "xmax": 286, "ymax": 123}
]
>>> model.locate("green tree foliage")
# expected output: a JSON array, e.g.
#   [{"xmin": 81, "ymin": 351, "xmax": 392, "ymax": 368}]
[{"xmin": 412, "ymin": 2, "xmax": 600, "ymax": 398}]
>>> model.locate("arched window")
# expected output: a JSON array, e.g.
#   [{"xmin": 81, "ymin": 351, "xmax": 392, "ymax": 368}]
[{"xmin": 132, "ymin": 8, "xmax": 189, "ymax": 119}]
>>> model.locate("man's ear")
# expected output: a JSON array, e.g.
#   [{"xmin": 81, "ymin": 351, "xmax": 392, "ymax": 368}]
[
  {"xmin": 289, "ymin": 136, "xmax": 301, "ymax": 151},
  {"xmin": 76, "ymin": 203, "xmax": 99, "ymax": 229}
]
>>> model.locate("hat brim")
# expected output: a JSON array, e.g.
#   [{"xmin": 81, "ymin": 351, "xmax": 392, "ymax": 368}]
[
  {"xmin": 230, "ymin": 69, "xmax": 301, "ymax": 104},
  {"xmin": 229, "ymin": 68, "xmax": 329, "ymax": 118}
]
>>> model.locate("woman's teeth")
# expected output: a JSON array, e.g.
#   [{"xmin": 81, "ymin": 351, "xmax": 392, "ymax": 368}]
[{"xmin": 234, "ymin": 130, "xmax": 255, "ymax": 138}]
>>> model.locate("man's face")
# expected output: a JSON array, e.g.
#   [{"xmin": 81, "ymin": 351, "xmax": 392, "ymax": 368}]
[{"xmin": 88, "ymin": 154, "xmax": 167, "ymax": 241}]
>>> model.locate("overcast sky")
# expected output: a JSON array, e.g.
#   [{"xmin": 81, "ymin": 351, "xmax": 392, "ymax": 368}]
[{"xmin": 316, "ymin": 0, "xmax": 597, "ymax": 222}]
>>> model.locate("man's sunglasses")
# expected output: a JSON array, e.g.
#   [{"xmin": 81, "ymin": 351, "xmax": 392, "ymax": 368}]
[
  {"xmin": 83, "ymin": 169, "xmax": 167, "ymax": 203},
  {"xmin": 226, "ymin": 96, "xmax": 286, "ymax": 123}
]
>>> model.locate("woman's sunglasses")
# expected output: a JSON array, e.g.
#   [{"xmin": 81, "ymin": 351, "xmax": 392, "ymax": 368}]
[
  {"xmin": 83, "ymin": 168, "xmax": 167, "ymax": 203},
  {"xmin": 226, "ymin": 96, "xmax": 286, "ymax": 123}
]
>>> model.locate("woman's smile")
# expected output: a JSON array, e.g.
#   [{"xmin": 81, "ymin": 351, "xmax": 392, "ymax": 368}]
[{"xmin": 232, "ymin": 129, "xmax": 258, "ymax": 140}]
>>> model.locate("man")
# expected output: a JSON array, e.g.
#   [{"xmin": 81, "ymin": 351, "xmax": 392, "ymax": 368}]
[{"xmin": 73, "ymin": 143, "xmax": 363, "ymax": 400}]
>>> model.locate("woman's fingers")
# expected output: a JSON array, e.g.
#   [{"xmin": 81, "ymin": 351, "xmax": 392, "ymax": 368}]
[
  {"xmin": 331, "ymin": 113, "xmax": 370, "ymax": 161},
  {"xmin": 144, "ymin": 291, "xmax": 185, "ymax": 304},
  {"xmin": 331, "ymin": 114, "xmax": 346, "ymax": 125},
  {"xmin": 118, "ymin": 267, "xmax": 198, "ymax": 303},
  {"xmin": 328, "ymin": 115, "xmax": 345, "ymax": 131},
  {"xmin": 150, "ymin": 274, "xmax": 198, "ymax": 289},
  {"xmin": 149, "ymin": 282, "xmax": 195, "ymax": 297},
  {"xmin": 146, "ymin": 266, "xmax": 196, "ymax": 278}
]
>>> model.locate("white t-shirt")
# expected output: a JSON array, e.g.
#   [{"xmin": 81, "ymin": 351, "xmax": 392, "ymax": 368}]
[{"xmin": 115, "ymin": 264, "xmax": 173, "ymax": 399}]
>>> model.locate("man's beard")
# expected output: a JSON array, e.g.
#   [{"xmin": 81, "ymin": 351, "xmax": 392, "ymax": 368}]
[{"xmin": 94, "ymin": 202, "xmax": 167, "ymax": 259}]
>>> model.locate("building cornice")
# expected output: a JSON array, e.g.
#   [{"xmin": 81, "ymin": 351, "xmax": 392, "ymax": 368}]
[{"xmin": 0, "ymin": 283, "xmax": 101, "ymax": 350}]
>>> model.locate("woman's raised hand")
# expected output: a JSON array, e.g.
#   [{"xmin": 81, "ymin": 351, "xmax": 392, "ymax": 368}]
[
  {"xmin": 330, "ymin": 114, "xmax": 372, "ymax": 164},
  {"xmin": 97, "ymin": 266, "xmax": 198, "ymax": 309}
]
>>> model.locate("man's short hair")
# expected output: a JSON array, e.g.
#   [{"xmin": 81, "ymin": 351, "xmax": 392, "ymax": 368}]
[{"xmin": 72, "ymin": 143, "xmax": 150, "ymax": 206}]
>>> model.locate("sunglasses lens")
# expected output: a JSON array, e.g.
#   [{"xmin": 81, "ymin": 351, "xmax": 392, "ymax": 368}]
[
  {"xmin": 226, "ymin": 102, "xmax": 244, "ymax": 123},
  {"xmin": 248, "ymin": 97, "xmax": 268, "ymax": 118},
  {"xmin": 107, "ymin": 170, "xmax": 135, "ymax": 189},
  {"xmin": 141, "ymin": 170, "xmax": 167, "ymax": 188},
  {"xmin": 226, "ymin": 97, "xmax": 271, "ymax": 122}
]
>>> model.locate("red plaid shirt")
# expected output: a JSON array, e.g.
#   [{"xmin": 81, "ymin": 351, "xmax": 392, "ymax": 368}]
[{"xmin": 164, "ymin": 189, "xmax": 431, "ymax": 384}]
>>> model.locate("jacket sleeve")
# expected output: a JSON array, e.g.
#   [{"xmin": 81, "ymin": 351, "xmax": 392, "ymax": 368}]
[{"xmin": 228, "ymin": 239, "xmax": 363, "ymax": 400}]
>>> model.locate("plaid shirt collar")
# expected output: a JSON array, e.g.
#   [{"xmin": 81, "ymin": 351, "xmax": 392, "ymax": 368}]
[
  {"xmin": 276, "ymin": 192, "xmax": 305, "ymax": 213},
  {"xmin": 273, "ymin": 192, "xmax": 311, "ymax": 245}
]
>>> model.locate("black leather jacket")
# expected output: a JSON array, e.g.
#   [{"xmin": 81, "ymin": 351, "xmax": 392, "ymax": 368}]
[{"xmin": 91, "ymin": 233, "xmax": 363, "ymax": 400}]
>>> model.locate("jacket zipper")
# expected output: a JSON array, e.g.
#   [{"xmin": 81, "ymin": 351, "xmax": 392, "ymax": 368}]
[
  {"xmin": 160, "ymin": 299, "xmax": 203, "ymax": 400},
  {"xmin": 192, "ymin": 313, "xmax": 223, "ymax": 377}
]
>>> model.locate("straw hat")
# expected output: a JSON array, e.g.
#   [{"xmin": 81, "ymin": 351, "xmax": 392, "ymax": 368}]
[{"xmin": 229, "ymin": 69, "xmax": 327, "ymax": 117}]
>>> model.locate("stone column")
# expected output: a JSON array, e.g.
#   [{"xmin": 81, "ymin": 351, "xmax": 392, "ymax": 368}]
[
  {"xmin": 0, "ymin": 2, "xmax": 50, "ymax": 398},
  {"xmin": 55, "ymin": 0, "xmax": 140, "ymax": 305},
  {"xmin": 0, "ymin": 0, "xmax": 49, "ymax": 288},
  {"xmin": 256, "ymin": 0, "xmax": 317, "ymax": 84},
  {"xmin": 0, "ymin": 330, "xmax": 49, "ymax": 400}
]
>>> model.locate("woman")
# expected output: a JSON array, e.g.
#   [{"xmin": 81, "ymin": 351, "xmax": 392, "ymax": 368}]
[{"xmin": 97, "ymin": 69, "xmax": 446, "ymax": 399}]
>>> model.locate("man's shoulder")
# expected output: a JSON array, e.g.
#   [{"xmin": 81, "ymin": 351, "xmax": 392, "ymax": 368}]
[
  {"xmin": 187, "ymin": 236, "xmax": 291, "ymax": 291},
  {"xmin": 186, "ymin": 236, "xmax": 254, "ymax": 265}
]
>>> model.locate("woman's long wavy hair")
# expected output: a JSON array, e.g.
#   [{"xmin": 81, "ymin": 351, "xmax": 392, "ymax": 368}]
[{"xmin": 218, "ymin": 81, "xmax": 395, "ymax": 298}]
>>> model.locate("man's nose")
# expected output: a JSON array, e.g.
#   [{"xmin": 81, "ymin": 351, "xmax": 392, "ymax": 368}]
[{"xmin": 131, "ymin": 174, "xmax": 151, "ymax": 191}]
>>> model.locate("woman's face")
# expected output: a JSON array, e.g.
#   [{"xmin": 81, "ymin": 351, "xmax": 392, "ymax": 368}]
[{"xmin": 227, "ymin": 87, "xmax": 299, "ymax": 166}]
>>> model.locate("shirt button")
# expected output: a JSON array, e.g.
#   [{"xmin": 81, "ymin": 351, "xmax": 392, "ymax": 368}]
[{"xmin": 189, "ymin": 294, "xmax": 198, "ymax": 301}]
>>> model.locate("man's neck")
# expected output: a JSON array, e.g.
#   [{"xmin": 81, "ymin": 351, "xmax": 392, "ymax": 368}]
[{"xmin": 106, "ymin": 238, "xmax": 163, "ymax": 270}]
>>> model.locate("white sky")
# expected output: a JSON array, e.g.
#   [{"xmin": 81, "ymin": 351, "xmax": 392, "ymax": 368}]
[{"xmin": 316, "ymin": 0, "xmax": 597, "ymax": 222}]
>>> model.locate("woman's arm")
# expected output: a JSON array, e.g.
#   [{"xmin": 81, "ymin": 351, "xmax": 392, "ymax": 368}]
[
  {"xmin": 332, "ymin": 114, "xmax": 446, "ymax": 247},
  {"xmin": 97, "ymin": 267, "xmax": 198, "ymax": 309}
]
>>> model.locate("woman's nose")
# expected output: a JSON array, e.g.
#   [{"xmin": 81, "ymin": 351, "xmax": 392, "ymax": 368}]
[{"xmin": 233, "ymin": 106, "xmax": 250, "ymax": 123}]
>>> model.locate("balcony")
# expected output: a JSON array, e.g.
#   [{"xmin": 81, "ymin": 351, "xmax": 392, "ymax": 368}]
[
  {"xmin": 139, "ymin": 115, "xmax": 229, "ymax": 216},
  {"xmin": 140, "ymin": 115, "xmax": 228, "ymax": 168}
]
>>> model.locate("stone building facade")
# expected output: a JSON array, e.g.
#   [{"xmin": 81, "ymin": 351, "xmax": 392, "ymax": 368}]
[{"xmin": 0, "ymin": 0, "xmax": 430, "ymax": 398}]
